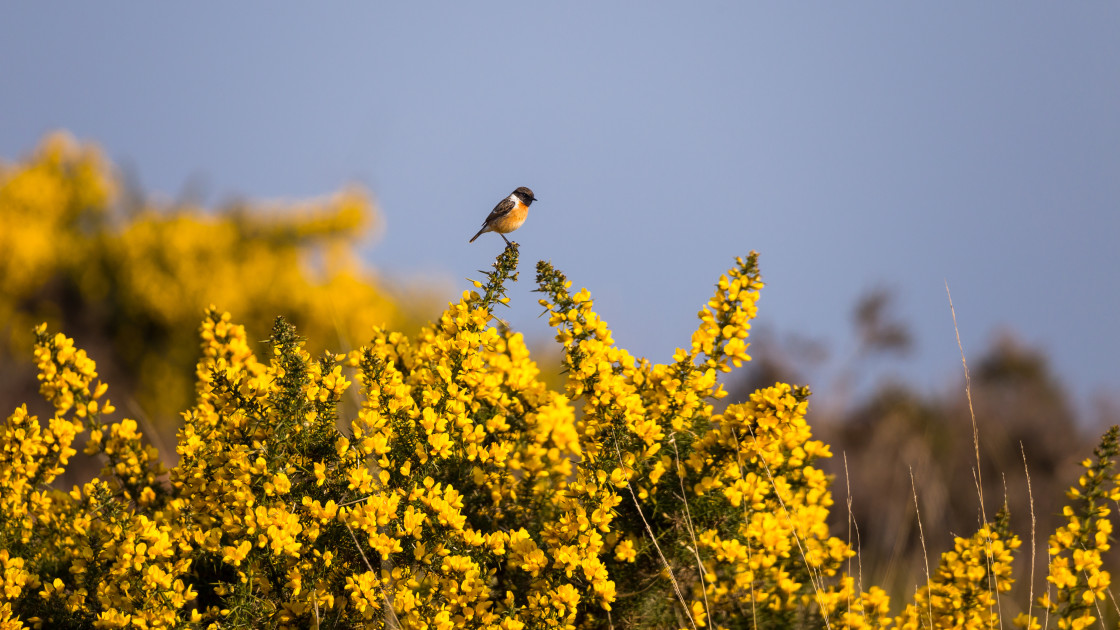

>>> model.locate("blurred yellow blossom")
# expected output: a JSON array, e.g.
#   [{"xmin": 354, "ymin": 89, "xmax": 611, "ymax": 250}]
[{"xmin": 0, "ymin": 132, "xmax": 431, "ymax": 423}]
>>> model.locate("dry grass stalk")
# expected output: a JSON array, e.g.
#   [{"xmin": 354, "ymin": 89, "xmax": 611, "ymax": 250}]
[
  {"xmin": 611, "ymin": 432, "xmax": 697, "ymax": 630},
  {"xmin": 910, "ymin": 467, "xmax": 933, "ymax": 627},
  {"xmin": 946, "ymin": 281, "xmax": 987, "ymax": 525},
  {"xmin": 343, "ymin": 517, "xmax": 401, "ymax": 629},
  {"xmin": 672, "ymin": 435, "xmax": 712, "ymax": 627},
  {"xmin": 1021, "ymin": 443, "xmax": 1037, "ymax": 628},
  {"xmin": 844, "ymin": 453, "xmax": 864, "ymax": 617}
]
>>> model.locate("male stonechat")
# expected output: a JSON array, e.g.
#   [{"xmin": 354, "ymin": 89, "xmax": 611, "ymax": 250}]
[{"xmin": 469, "ymin": 186, "xmax": 538, "ymax": 244}]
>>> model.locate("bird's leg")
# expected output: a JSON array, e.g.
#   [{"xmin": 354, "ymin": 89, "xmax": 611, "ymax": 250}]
[{"xmin": 501, "ymin": 233, "xmax": 511, "ymax": 245}]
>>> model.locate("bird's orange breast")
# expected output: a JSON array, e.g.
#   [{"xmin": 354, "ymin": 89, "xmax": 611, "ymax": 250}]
[{"xmin": 490, "ymin": 201, "xmax": 529, "ymax": 234}]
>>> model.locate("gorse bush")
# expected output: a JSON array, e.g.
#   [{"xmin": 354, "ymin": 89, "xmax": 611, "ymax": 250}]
[
  {"xmin": 1, "ymin": 243, "xmax": 836, "ymax": 629},
  {"xmin": 3, "ymin": 239, "xmax": 1118, "ymax": 630},
  {"xmin": 1, "ymin": 143, "xmax": 1118, "ymax": 630}
]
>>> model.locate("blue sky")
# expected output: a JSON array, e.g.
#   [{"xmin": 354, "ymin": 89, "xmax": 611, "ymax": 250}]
[{"xmin": 2, "ymin": 4, "xmax": 1117, "ymax": 411}]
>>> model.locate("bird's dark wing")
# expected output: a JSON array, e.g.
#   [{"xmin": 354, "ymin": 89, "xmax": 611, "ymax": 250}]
[{"xmin": 482, "ymin": 196, "xmax": 515, "ymax": 225}]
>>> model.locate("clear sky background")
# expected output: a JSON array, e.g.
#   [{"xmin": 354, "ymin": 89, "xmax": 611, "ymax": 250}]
[{"xmin": 2, "ymin": 4, "xmax": 1117, "ymax": 414}]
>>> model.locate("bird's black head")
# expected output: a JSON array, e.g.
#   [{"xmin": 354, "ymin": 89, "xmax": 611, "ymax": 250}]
[{"xmin": 512, "ymin": 186, "xmax": 537, "ymax": 205}]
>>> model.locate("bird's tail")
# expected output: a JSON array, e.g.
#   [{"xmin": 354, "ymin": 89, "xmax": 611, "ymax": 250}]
[{"xmin": 468, "ymin": 227, "xmax": 487, "ymax": 243}]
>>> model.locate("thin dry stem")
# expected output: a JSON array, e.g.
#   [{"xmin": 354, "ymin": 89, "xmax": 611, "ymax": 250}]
[
  {"xmin": 948, "ymin": 283, "xmax": 1010, "ymax": 630},
  {"xmin": 967, "ymin": 467, "xmax": 1006, "ymax": 630},
  {"xmin": 842, "ymin": 450, "xmax": 860, "ymax": 618},
  {"xmin": 946, "ymin": 281, "xmax": 987, "ymax": 526},
  {"xmin": 672, "ymin": 435, "xmax": 712, "ymax": 627},
  {"xmin": 844, "ymin": 452, "xmax": 864, "ymax": 599},
  {"xmin": 744, "ymin": 540, "xmax": 759, "ymax": 629},
  {"xmin": 991, "ymin": 477, "xmax": 1006, "ymax": 630},
  {"xmin": 1084, "ymin": 558, "xmax": 1108, "ymax": 624},
  {"xmin": 1104, "ymin": 581, "xmax": 1120, "ymax": 622},
  {"xmin": 1044, "ymin": 542, "xmax": 1054, "ymax": 630},
  {"xmin": 611, "ymin": 432, "xmax": 697, "ymax": 630},
  {"xmin": 910, "ymin": 467, "xmax": 934, "ymax": 627},
  {"xmin": 726, "ymin": 428, "xmax": 760, "ymax": 628},
  {"xmin": 727, "ymin": 425, "xmax": 805, "ymax": 627},
  {"xmin": 343, "ymin": 518, "xmax": 375, "ymax": 573},
  {"xmin": 343, "ymin": 516, "xmax": 400, "ymax": 628},
  {"xmin": 844, "ymin": 452, "xmax": 853, "ymax": 619},
  {"xmin": 1021, "ymin": 443, "xmax": 1037, "ymax": 628}
]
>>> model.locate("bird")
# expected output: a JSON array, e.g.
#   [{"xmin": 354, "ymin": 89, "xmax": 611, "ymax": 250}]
[{"xmin": 469, "ymin": 186, "xmax": 538, "ymax": 244}]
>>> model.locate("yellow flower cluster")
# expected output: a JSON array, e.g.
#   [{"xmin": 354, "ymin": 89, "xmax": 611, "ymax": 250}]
[
  {"xmin": 0, "ymin": 132, "xmax": 418, "ymax": 422},
  {"xmin": 896, "ymin": 508, "xmax": 1020, "ymax": 629},
  {"xmin": 534, "ymin": 255, "xmax": 888, "ymax": 627},
  {"xmin": 2, "ymin": 323, "xmax": 191, "ymax": 627},
  {"xmin": 4, "ymin": 235, "xmax": 1120, "ymax": 628},
  {"xmin": 1018, "ymin": 427, "xmax": 1120, "ymax": 630}
]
